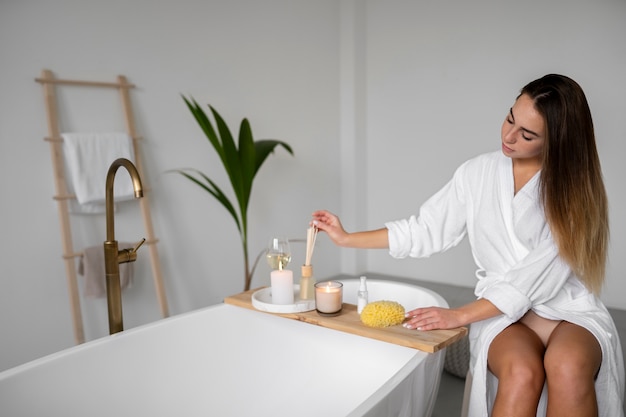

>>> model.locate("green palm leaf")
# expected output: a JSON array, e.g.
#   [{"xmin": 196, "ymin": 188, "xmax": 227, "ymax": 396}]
[
  {"xmin": 209, "ymin": 106, "xmax": 245, "ymax": 212},
  {"xmin": 173, "ymin": 169, "xmax": 242, "ymax": 234},
  {"xmin": 182, "ymin": 97, "xmax": 224, "ymax": 162},
  {"xmin": 254, "ymin": 139, "xmax": 294, "ymax": 177},
  {"xmin": 238, "ymin": 118, "xmax": 255, "ymax": 212}
]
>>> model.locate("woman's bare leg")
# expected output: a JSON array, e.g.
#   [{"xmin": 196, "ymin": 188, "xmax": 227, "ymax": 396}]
[
  {"xmin": 488, "ymin": 323, "xmax": 546, "ymax": 417},
  {"xmin": 544, "ymin": 322, "xmax": 602, "ymax": 417}
]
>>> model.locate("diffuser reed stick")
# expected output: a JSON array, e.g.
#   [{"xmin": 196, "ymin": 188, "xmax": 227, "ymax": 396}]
[{"xmin": 305, "ymin": 226, "xmax": 318, "ymax": 266}]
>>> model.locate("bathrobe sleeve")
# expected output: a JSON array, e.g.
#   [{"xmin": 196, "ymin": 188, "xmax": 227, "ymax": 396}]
[{"xmin": 386, "ymin": 161, "xmax": 469, "ymax": 259}]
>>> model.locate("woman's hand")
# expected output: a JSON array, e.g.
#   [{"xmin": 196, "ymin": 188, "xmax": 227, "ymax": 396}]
[
  {"xmin": 403, "ymin": 307, "xmax": 465, "ymax": 330},
  {"xmin": 311, "ymin": 210, "xmax": 350, "ymax": 246},
  {"xmin": 403, "ymin": 299, "xmax": 502, "ymax": 330}
]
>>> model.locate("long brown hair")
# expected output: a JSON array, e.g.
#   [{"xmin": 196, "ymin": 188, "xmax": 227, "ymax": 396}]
[{"xmin": 521, "ymin": 74, "xmax": 608, "ymax": 294}]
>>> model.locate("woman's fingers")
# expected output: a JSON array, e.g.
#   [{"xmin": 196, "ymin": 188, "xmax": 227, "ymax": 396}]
[{"xmin": 403, "ymin": 307, "xmax": 459, "ymax": 330}]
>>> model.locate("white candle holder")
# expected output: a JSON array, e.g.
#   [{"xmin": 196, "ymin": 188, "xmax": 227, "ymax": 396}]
[{"xmin": 314, "ymin": 281, "xmax": 343, "ymax": 316}]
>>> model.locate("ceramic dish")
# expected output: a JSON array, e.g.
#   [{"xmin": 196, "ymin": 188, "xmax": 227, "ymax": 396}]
[{"xmin": 251, "ymin": 285, "xmax": 316, "ymax": 313}]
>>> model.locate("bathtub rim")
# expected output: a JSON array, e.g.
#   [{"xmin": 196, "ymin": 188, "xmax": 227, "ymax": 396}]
[{"xmin": 337, "ymin": 277, "xmax": 450, "ymax": 309}]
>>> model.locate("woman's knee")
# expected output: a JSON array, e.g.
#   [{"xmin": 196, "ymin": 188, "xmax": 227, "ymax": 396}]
[
  {"xmin": 544, "ymin": 347, "xmax": 600, "ymax": 386},
  {"xmin": 544, "ymin": 323, "xmax": 601, "ymax": 387},
  {"xmin": 501, "ymin": 356, "xmax": 546, "ymax": 391},
  {"xmin": 488, "ymin": 324, "xmax": 546, "ymax": 391}
]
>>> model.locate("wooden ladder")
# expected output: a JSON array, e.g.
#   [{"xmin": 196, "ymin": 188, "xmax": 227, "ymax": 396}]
[{"xmin": 35, "ymin": 69, "xmax": 169, "ymax": 344}]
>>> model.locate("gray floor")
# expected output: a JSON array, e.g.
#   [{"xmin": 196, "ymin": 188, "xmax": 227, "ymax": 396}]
[
  {"xmin": 348, "ymin": 273, "xmax": 626, "ymax": 416},
  {"xmin": 433, "ymin": 371, "xmax": 466, "ymax": 417}
]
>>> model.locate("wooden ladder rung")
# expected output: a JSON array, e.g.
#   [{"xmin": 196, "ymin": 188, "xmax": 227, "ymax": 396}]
[
  {"xmin": 53, "ymin": 187, "xmax": 153, "ymax": 201},
  {"xmin": 62, "ymin": 239, "xmax": 160, "ymax": 259},
  {"xmin": 44, "ymin": 135, "xmax": 143, "ymax": 143},
  {"xmin": 35, "ymin": 77, "xmax": 135, "ymax": 89}
]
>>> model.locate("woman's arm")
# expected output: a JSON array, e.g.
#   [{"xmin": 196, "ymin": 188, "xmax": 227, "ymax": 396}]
[{"xmin": 311, "ymin": 210, "xmax": 390, "ymax": 249}]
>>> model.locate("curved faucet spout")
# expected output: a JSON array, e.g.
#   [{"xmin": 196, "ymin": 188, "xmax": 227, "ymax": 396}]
[
  {"xmin": 106, "ymin": 158, "xmax": 144, "ymax": 242},
  {"xmin": 104, "ymin": 158, "xmax": 144, "ymax": 334}
]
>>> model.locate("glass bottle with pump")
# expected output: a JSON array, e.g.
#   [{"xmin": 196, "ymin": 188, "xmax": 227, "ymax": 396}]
[{"xmin": 357, "ymin": 275, "xmax": 368, "ymax": 314}]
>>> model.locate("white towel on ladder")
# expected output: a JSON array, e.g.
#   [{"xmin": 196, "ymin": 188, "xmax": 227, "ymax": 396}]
[{"xmin": 61, "ymin": 132, "xmax": 136, "ymax": 214}]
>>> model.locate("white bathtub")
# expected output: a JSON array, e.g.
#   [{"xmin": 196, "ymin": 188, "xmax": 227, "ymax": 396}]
[{"xmin": 0, "ymin": 278, "xmax": 448, "ymax": 417}]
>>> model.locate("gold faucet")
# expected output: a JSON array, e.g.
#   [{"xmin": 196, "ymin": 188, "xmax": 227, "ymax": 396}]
[{"xmin": 104, "ymin": 158, "xmax": 146, "ymax": 334}]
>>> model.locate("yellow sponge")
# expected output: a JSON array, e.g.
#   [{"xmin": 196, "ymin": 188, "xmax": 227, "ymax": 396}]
[{"xmin": 360, "ymin": 300, "xmax": 406, "ymax": 328}]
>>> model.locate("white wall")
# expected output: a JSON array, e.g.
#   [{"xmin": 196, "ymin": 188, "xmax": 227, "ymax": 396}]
[{"xmin": 1, "ymin": 0, "xmax": 624, "ymax": 372}]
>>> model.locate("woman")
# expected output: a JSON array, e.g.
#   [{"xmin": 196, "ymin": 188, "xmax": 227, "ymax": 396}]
[{"xmin": 312, "ymin": 74, "xmax": 624, "ymax": 417}]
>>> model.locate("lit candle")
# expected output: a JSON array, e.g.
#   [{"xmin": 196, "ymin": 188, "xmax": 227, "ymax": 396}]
[
  {"xmin": 271, "ymin": 269, "xmax": 294, "ymax": 305},
  {"xmin": 314, "ymin": 281, "xmax": 343, "ymax": 316}
]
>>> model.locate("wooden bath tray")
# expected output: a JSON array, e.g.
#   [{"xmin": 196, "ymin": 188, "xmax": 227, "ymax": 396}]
[{"xmin": 224, "ymin": 288, "xmax": 467, "ymax": 353}]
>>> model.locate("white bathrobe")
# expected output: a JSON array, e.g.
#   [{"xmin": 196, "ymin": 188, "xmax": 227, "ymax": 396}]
[{"xmin": 385, "ymin": 151, "xmax": 624, "ymax": 417}]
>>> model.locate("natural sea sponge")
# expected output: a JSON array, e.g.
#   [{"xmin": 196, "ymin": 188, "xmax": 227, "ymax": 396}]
[{"xmin": 360, "ymin": 300, "xmax": 406, "ymax": 328}]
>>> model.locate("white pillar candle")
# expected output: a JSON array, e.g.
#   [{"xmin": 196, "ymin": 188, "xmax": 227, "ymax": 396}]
[
  {"xmin": 314, "ymin": 281, "xmax": 343, "ymax": 315},
  {"xmin": 270, "ymin": 269, "xmax": 294, "ymax": 305}
]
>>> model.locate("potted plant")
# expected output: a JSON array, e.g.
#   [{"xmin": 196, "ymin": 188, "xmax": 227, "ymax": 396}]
[{"xmin": 174, "ymin": 97, "xmax": 293, "ymax": 291}]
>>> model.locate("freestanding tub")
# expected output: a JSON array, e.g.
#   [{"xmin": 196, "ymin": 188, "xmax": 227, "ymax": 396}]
[{"xmin": 0, "ymin": 278, "xmax": 449, "ymax": 417}]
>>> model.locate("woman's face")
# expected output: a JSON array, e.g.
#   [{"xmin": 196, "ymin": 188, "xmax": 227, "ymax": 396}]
[{"xmin": 501, "ymin": 93, "xmax": 545, "ymax": 164}]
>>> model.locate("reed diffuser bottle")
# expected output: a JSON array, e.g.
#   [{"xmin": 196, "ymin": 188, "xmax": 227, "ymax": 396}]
[{"xmin": 300, "ymin": 265, "xmax": 315, "ymax": 300}]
